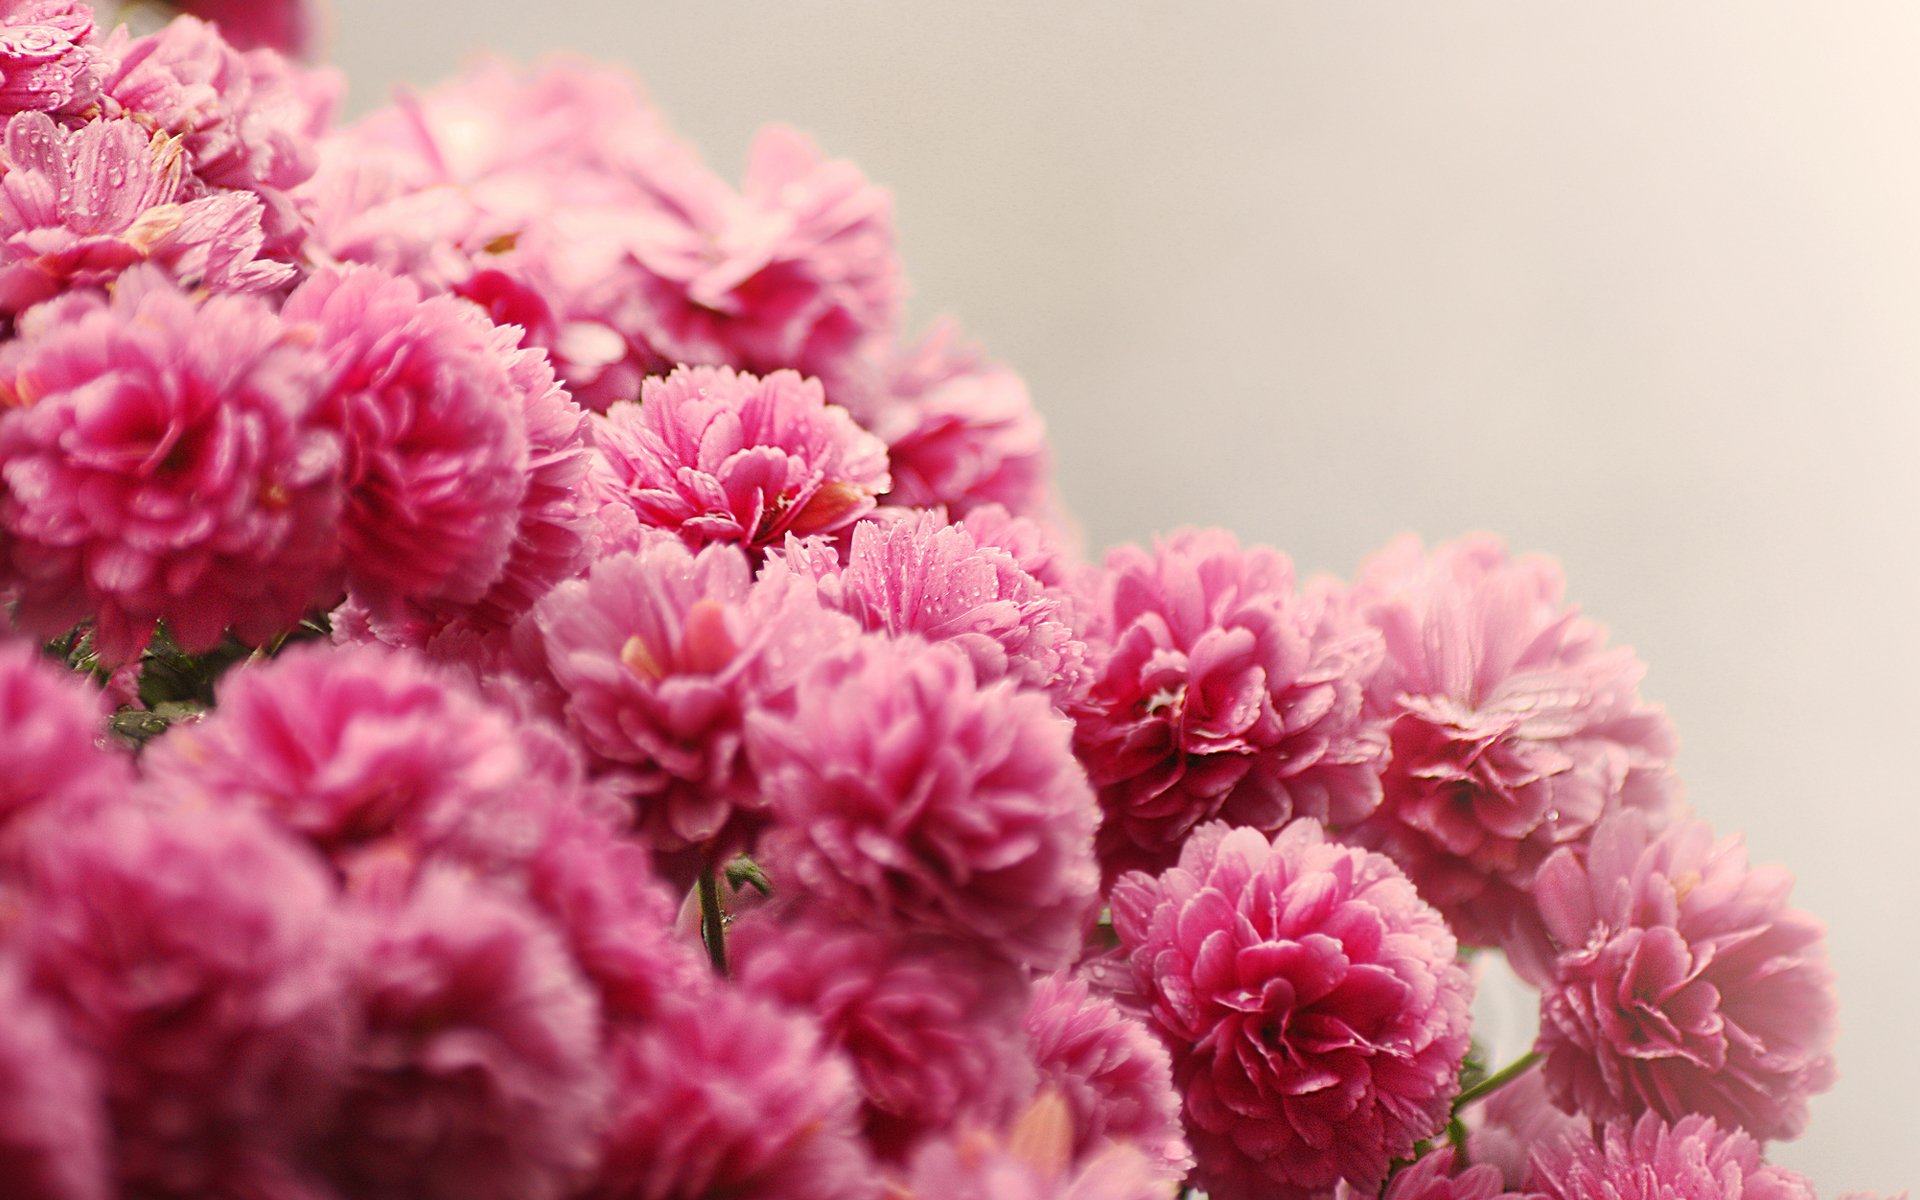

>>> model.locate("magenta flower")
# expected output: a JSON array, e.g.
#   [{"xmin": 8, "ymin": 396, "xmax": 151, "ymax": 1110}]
[
  {"xmin": 0, "ymin": 111, "xmax": 293, "ymax": 314},
  {"xmin": 0, "ymin": 274, "xmax": 342, "ymax": 662},
  {"xmin": 1525, "ymin": 1114, "xmax": 1815, "ymax": 1200},
  {"xmin": 282, "ymin": 266, "xmax": 533, "ymax": 618},
  {"xmin": 1072, "ymin": 528, "xmax": 1389, "ymax": 882},
  {"xmin": 590, "ymin": 365, "xmax": 889, "ymax": 555},
  {"xmin": 1347, "ymin": 535, "xmax": 1680, "ymax": 952},
  {"xmin": 160, "ymin": 0, "xmax": 316, "ymax": 57},
  {"xmin": 1022, "ymin": 972, "xmax": 1190, "ymax": 1180},
  {"xmin": 1110, "ymin": 820, "xmax": 1473, "ymax": 1200},
  {"xmin": 779, "ymin": 511, "xmax": 1087, "ymax": 701},
  {"xmin": 588, "ymin": 986, "xmax": 880, "ymax": 1200},
  {"xmin": 528, "ymin": 537, "xmax": 857, "ymax": 853},
  {"xmin": 1529, "ymin": 811, "xmax": 1837, "ymax": 1142},
  {"xmin": 0, "ymin": 638, "xmax": 128, "ymax": 848},
  {"xmin": 734, "ymin": 912, "xmax": 1035, "ymax": 1160},
  {"xmin": 317, "ymin": 870, "xmax": 608, "ymax": 1200},
  {"xmin": 0, "ymin": 1, "xmax": 99, "ymax": 117},
  {"xmin": 753, "ymin": 634, "xmax": 1101, "ymax": 970},
  {"xmin": 0, "ymin": 956, "xmax": 110, "ymax": 1200},
  {"xmin": 14, "ymin": 807, "xmax": 351, "ymax": 1197}
]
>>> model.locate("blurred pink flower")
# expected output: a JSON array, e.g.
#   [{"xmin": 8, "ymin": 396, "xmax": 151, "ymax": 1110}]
[
  {"xmin": 1525, "ymin": 1114, "xmax": 1815, "ymax": 1200},
  {"xmin": 1462, "ymin": 1066, "xmax": 1586, "ymax": 1190},
  {"xmin": 0, "ymin": 956, "xmax": 110, "ymax": 1200},
  {"xmin": 1072, "ymin": 528, "xmax": 1388, "ymax": 882},
  {"xmin": 1348, "ymin": 1147, "xmax": 1517, "ymax": 1200},
  {"xmin": 162, "ymin": 0, "xmax": 316, "ymax": 57},
  {"xmin": 589, "ymin": 365, "xmax": 888, "ymax": 556},
  {"xmin": 283, "ymin": 265, "xmax": 532, "ymax": 618},
  {"xmin": 899, "ymin": 1094, "xmax": 1173, "ymax": 1200},
  {"xmin": 15, "ymin": 806, "xmax": 351, "ymax": 1198},
  {"xmin": 317, "ymin": 870, "xmax": 607, "ymax": 1200},
  {"xmin": 0, "ymin": 638, "xmax": 128, "ymax": 850},
  {"xmin": 0, "ymin": 1, "xmax": 100, "ymax": 116},
  {"xmin": 1346, "ymin": 535, "xmax": 1680, "ymax": 954},
  {"xmin": 1530, "ymin": 811, "xmax": 1837, "ymax": 1143},
  {"xmin": 754, "ymin": 634, "xmax": 1100, "ymax": 970},
  {"xmin": 734, "ymin": 912, "xmax": 1035, "ymax": 1160},
  {"xmin": 1022, "ymin": 972, "xmax": 1190, "ymax": 1180},
  {"xmin": 0, "ymin": 274, "xmax": 342, "ymax": 661},
  {"xmin": 588, "ymin": 986, "xmax": 880, "ymax": 1200},
  {"xmin": 1110, "ymin": 820, "xmax": 1472, "ymax": 1200}
]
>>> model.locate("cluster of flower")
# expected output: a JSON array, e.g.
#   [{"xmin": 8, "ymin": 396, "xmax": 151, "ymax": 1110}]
[{"xmin": 0, "ymin": 3, "xmax": 1892, "ymax": 1199}]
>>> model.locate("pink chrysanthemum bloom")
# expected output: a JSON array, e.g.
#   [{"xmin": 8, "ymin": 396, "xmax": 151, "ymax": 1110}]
[
  {"xmin": 1526, "ymin": 1114, "xmax": 1815, "ymax": 1200},
  {"xmin": 142, "ymin": 641, "xmax": 587, "ymax": 889},
  {"xmin": 590, "ymin": 365, "xmax": 888, "ymax": 556},
  {"xmin": 528, "ymin": 537, "xmax": 857, "ymax": 853},
  {"xmin": 98, "ymin": 15, "xmax": 337, "ymax": 256},
  {"xmin": 733, "ymin": 912, "xmax": 1035, "ymax": 1160},
  {"xmin": 1346, "ymin": 534, "xmax": 1680, "ymax": 952},
  {"xmin": 0, "ymin": 274, "xmax": 342, "ymax": 662},
  {"xmin": 868, "ymin": 320, "xmax": 1054, "ymax": 521},
  {"xmin": 1338, "ymin": 1148, "xmax": 1517, "ymax": 1200},
  {"xmin": 1022, "ymin": 972, "xmax": 1191, "ymax": 1181},
  {"xmin": 1529, "ymin": 810, "xmax": 1837, "ymax": 1143},
  {"xmin": 1110, "ymin": 820, "xmax": 1473, "ymax": 1200},
  {"xmin": 753, "ymin": 634, "xmax": 1100, "ymax": 970},
  {"xmin": 0, "ymin": 638, "xmax": 128, "ymax": 848},
  {"xmin": 587, "ymin": 987, "xmax": 880, "ymax": 1200},
  {"xmin": 898, "ymin": 1093, "xmax": 1173, "ymax": 1200},
  {"xmin": 775, "ymin": 511, "xmax": 1087, "ymax": 701},
  {"xmin": 282, "ymin": 266, "xmax": 532, "ymax": 618},
  {"xmin": 0, "ymin": 956, "xmax": 110, "ymax": 1200},
  {"xmin": 956, "ymin": 501, "xmax": 1081, "ymax": 589},
  {"xmin": 1071, "ymin": 528, "xmax": 1389, "ymax": 883},
  {"xmin": 0, "ymin": 1, "xmax": 99, "ymax": 117},
  {"xmin": 15, "ymin": 807, "xmax": 351, "ymax": 1198},
  {"xmin": 0, "ymin": 111, "xmax": 293, "ymax": 314},
  {"xmin": 316, "ymin": 870, "xmax": 608, "ymax": 1200},
  {"xmin": 161, "ymin": 0, "xmax": 315, "ymax": 57}
]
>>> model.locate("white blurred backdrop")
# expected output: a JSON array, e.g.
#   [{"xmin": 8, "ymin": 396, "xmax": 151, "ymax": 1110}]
[{"xmin": 327, "ymin": 3, "xmax": 1919, "ymax": 1189}]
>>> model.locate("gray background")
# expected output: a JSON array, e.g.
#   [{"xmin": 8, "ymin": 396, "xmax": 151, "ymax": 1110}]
[{"xmin": 326, "ymin": 3, "xmax": 1917, "ymax": 1189}]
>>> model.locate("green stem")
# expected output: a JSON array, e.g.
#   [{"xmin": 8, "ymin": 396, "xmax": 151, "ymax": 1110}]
[
  {"xmin": 1451, "ymin": 1050, "xmax": 1540, "ymax": 1113},
  {"xmin": 698, "ymin": 868, "xmax": 728, "ymax": 976}
]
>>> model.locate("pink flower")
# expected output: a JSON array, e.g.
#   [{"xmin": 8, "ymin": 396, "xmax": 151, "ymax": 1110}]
[
  {"xmin": 1072, "ymin": 528, "xmax": 1389, "ymax": 883},
  {"xmin": 1022, "ymin": 972, "xmax": 1190, "ymax": 1180},
  {"xmin": 1347, "ymin": 535, "xmax": 1680, "ymax": 952},
  {"xmin": 282, "ymin": 266, "xmax": 532, "ymax": 618},
  {"xmin": 1525, "ymin": 1114, "xmax": 1815, "ymax": 1200},
  {"xmin": 0, "ymin": 112, "xmax": 293, "ymax": 313},
  {"xmin": 753, "ymin": 634, "xmax": 1100, "ymax": 970},
  {"xmin": 0, "ymin": 274, "xmax": 342, "ymax": 662},
  {"xmin": 1529, "ymin": 811, "xmax": 1837, "ymax": 1143},
  {"xmin": 0, "ymin": 956, "xmax": 110, "ymax": 1200},
  {"xmin": 1355, "ymin": 1148, "xmax": 1517, "ymax": 1200},
  {"xmin": 590, "ymin": 365, "xmax": 889, "ymax": 555},
  {"xmin": 316, "ymin": 870, "xmax": 608, "ymax": 1200},
  {"xmin": 0, "ymin": 1, "xmax": 100, "ymax": 116},
  {"xmin": 778, "ymin": 511, "xmax": 1087, "ymax": 701},
  {"xmin": 1110, "ymin": 820, "xmax": 1473, "ymax": 1200},
  {"xmin": 899, "ymin": 1094, "xmax": 1173, "ymax": 1200},
  {"xmin": 0, "ymin": 638, "xmax": 128, "ymax": 849},
  {"xmin": 527, "ymin": 537, "xmax": 856, "ymax": 853},
  {"xmin": 587, "ymin": 986, "xmax": 880, "ymax": 1200},
  {"xmin": 1462, "ymin": 1066, "xmax": 1586, "ymax": 1190},
  {"xmin": 161, "ymin": 0, "xmax": 315, "ymax": 58},
  {"xmin": 14, "ymin": 806, "xmax": 351, "ymax": 1197},
  {"xmin": 733, "ymin": 912, "xmax": 1035, "ymax": 1160}
]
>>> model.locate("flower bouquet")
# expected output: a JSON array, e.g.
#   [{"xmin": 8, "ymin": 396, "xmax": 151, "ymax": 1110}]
[{"xmin": 0, "ymin": 3, "xmax": 1896, "ymax": 1199}]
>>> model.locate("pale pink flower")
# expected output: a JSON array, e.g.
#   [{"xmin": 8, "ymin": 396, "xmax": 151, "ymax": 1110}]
[
  {"xmin": 1347, "ymin": 534, "xmax": 1680, "ymax": 952},
  {"xmin": 588, "ymin": 987, "xmax": 880, "ymax": 1200},
  {"xmin": 0, "ymin": 111, "xmax": 293, "ymax": 313},
  {"xmin": 316, "ymin": 870, "xmax": 608, "ymax": 1200},
  {"xmin": 0, "ymin": 274, "xmax": 342, "ymax": 662},
  {"xmin": 898, "ymin": 1094, "xmax": 1173, "ymax": 1200},
  {"xmin": 754, "ymin": 634, "xmax": 1100, "ymax": 970},
  {"xmin": 1463, "ymin": 1067, "xmax": 1586, "ymax": 1190},
  {"xmin": 0, "ymin": 1, "xmax": 100, "ymax": 116},
  {"xmin": 1110, "ymin": 820, "xmax": 1473, "ymax": 1199},
  {"xmin": 15, "ymin": 806, "xmax": 351, "ymax": 1197},
  {"xmin": 590, "ymin": 365, "xmax": 889, "ymax": 556},
  {"xmin": 527, "ymin": 538, "xmax": 857, "ymax": 853},
  {"xmin": 282, "ymin": 265, "xmax": 532, "ymax": 618},
  {"xmin": 1525, "ymin": 1114, "xmax": 1815, "ymax": 1200},
  {"xmin": 1072, "ymin": 528, "xmax": 1389, "ymax": 882},
  {"xmin": 0, "ymin": 956, "xmax": 110, "ymax": 1200},
  {"xmin": 733, "ymin": 912, "xmax": 1035, "ymax": 1159},
  {"xmin": 1530, "ymin": 811, "xmax": 1837, "ymax": 1143}
]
